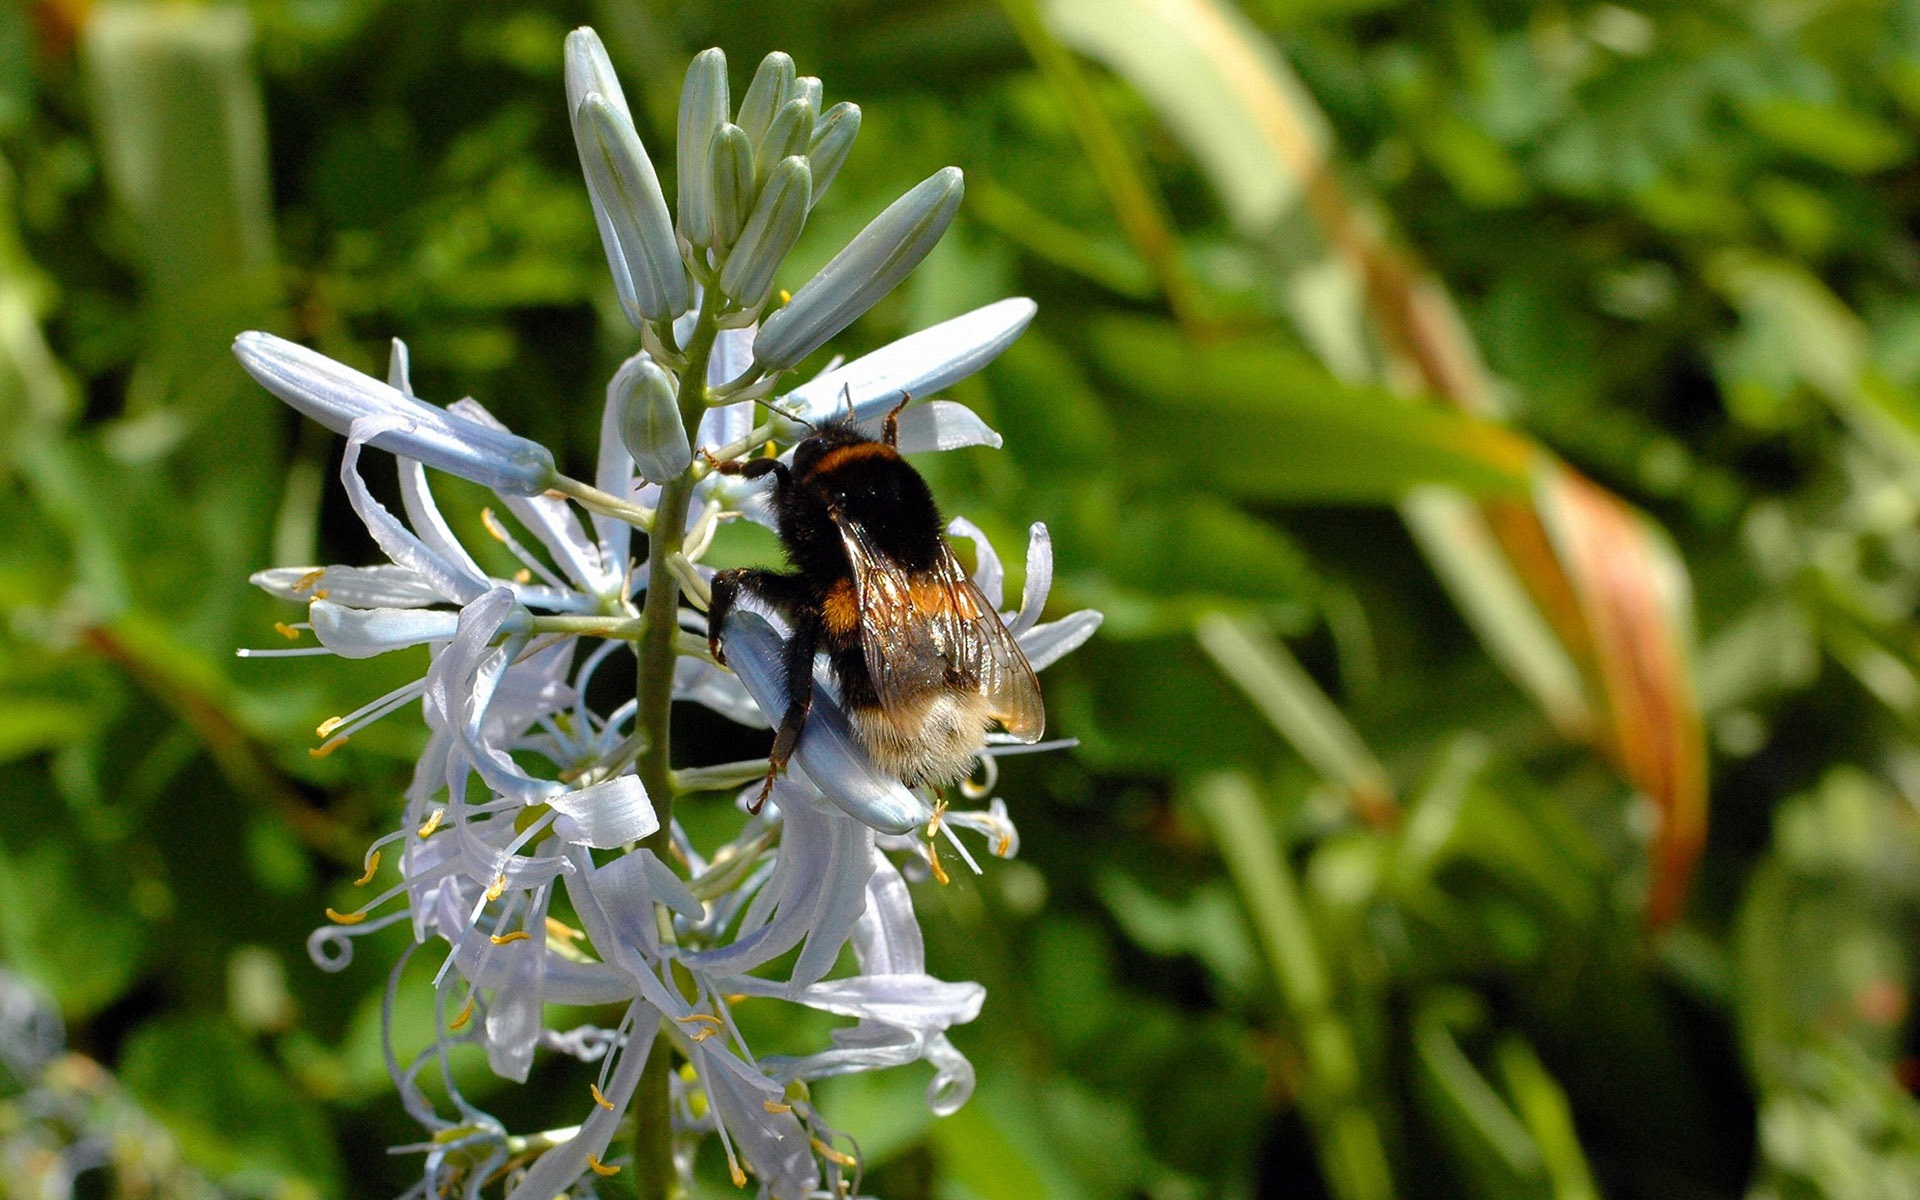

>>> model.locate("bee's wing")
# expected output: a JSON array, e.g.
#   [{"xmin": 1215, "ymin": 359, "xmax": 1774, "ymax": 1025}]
[{"xmin": 839, "ymin": 518, "xmax": 1046, "ymax": 743}]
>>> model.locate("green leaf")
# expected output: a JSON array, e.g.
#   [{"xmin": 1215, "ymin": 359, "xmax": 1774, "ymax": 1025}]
[{"xmin": 1086, "ymin": 316, "xmax": 1535, "ymax": 501}]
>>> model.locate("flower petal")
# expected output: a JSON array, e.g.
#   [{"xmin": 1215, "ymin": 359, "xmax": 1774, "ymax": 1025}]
[
  {"xmin": 721, "ymin": 612, "xmax": 931, "ymax": 833},
  {"xmin": 547, "ymin": 775, "xmax": 658, "ymax": 848},
  {"xmin": 234, "ymin": 333, "xmax": 557, "ymax": 495},
  {"xmin": 778, "ymin": 297, "xmax": 1034, "ymax": 426},
  {"xmin": 309, "ymin": 600, "xmax": 460, "ymax": 658}
]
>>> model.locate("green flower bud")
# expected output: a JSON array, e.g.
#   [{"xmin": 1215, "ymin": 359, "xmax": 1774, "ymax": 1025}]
[
  {"xmin": 676, "ymin": 48, "xmax": 729, "ymax": 248},
  {"xmin": 753, "ymin": 166, "xmax": 964, "ymax": 372},
  {"xmin": 736, "ymin": 51, "xmax": 795, "ymax": 148},
  {"xmin": 721, "ymin": 156, "xmax": 812, "ymax": 310},
  {"xmin": 709, "ymin": 122, "xmax": 756, "ymax": 251},
  {"xmin": 612, "ymin": 352, "xmax": 691, "ymax": 482}
]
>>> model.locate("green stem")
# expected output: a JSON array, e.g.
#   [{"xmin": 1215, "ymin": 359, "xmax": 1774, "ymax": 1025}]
[
  {"xmin": 1193, "ymin": 773, "xmax": 1396, "ymax": 1200},
  {"xmin": 624, "ymin": 285, "xmax": 725, "ymax": 1200}
]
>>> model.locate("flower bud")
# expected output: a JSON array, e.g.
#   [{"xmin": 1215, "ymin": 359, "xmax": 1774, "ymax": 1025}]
[
  {"xmin": 720, "ymin": 156, "xmax": 812, "ymax": 310},
  {"xmin": 754, "ymin": 96, "xmax": 815, "ymax": 183},
  {"xmin": 676, "ymin": 48, "xmax": 729, "ymax": 248},
  {"xmin": 708, "ymin": 122, "xmax": 755, "ymax": 250},
  {"xmin": 736, "ymin": 51, "xmax": 795, "ymax": 148},
  {"xmin": 807, "ymin": 102, "xmax": 860, "ymax": 202},
  {"xmin": 752, "ymin": 166, "xmax": 964, "ymax": 372},
  {"xmin": 612, "ymin": 352, "xmax": 691, "ymax": 481},
  {"xmin": 563, "ymin": 28, "xmax": 631, "ymax": 124},
  {"xmin": 572, "ymin": 92, "xmax": 690, "ymax": 327},
  {"xmin": 796, "ymin": 76, "xmax": 823, "ymax": 111}
]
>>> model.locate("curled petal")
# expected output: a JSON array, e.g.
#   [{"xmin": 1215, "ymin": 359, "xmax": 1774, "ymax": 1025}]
[
  {"xmin": 1015, "ymin": 521, "xmax": 1052, "ymax": 634},
  {"xmin": 1020, "ymin": 609, "xmax": 1103, "ymax": 672},
  {"xmin": 945, "ymin": 517, "xmax": 1005, "ymax": 611},
  {"xmin": 234, "ymin": 333, "xmax": 557, "ymax": 495},
  {"xmin": 547, "ymin": 775, "xmax": 658, "ymax": 848}
]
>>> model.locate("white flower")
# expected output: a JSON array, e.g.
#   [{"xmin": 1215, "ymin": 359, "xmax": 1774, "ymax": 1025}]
[{"xmin": 238, "ymin": 27, "xmax": 1103, "ymax": 1200}]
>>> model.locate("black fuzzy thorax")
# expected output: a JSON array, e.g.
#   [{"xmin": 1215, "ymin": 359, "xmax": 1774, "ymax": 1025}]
[{"xmin": 777, "ymin": 423, "xmax": 945, "ymax": 589}]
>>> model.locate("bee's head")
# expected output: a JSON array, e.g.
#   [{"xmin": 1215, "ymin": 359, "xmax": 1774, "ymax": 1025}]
[{"xmin": 789, "ymin": 419, "xmax": 873, "ymax": 480}]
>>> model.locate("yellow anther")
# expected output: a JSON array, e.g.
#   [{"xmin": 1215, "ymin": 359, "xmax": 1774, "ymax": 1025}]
[
  {"xmin": 324, "ymin": 907, "xmax": 367, "ymax": 925},
  {"xmin": 926, "ymin": 841, "xmax": 950, "ymax": 886},
  {"xmin": 294, "ymin": 568, "xmax": 326, "ymax": 593},
  {"xmin": 490, "ymin": 930, "xmax": 531, "ymax": 945},
  {"xmin": 316, "ymin": 715, "xmax": 346, "ymax": 737},
  {"xmin": 449, "ymin": 994, "xmax": 475, "ymax": 1031},
  {"xmin": 675, "ymin": 1013, "xmax": 725, "ymax": 1028},
  {"xmin": 546, "ymin": 917, "xmax": 583, "ymax": 943},
  {"xmin": 729, "ymin": 1162, "xmax": 748, "ymax": 1188},
  {"xmin": 273, "ymin": 622, "xmax": 301, "ymax": 641},
  {"xmin": 777, "ymin": 288, "xmax": 792, "ymax": 305},
  {"xmin": 590, "ymin": 1083, "xmax": 616, "ymax": 1111},
  {"xmin": 762, "ymin": 1099, "xmax": 792, "ymax": 1114},
  {"xmin": 586, "ymin": 1155, "xmax": 620, "ymax": 1178},
  {"xmin": 480, "ymin": 508, "xmax": 510, "ymax": 543},
  {"xmin": 724, "ymin": 993, "xmax": 748, "ymax": 1005},
  {"xmin": 995, "ymin": 833, "xmax": 1013, "ymax": 858},
  {"xmin": 312, "ymin": 588, "xmax": 330, "ymax": 600},
  {"xmin": 925, "ymin": 798, "xmax": 948, "ymax": 839},
  {"xmin": 416, "ymin": 807, "xmax": 446, "ymax": 839},
  {"xmin": 485, "ymin": 874, "xmax": 507, "ymax": 902},
  {"xmin": 811, "ymin": 1138, "xmax": 857, "ymax": 1168},
  {"xmin": 309, "ymin": 735, "xmax": 349, "ymax": 759},
  {"xmin": 513, "ymin": 568, "xmax": 532, "ymax": 584},
  {"xmin": 354, "ymin": 851, "xmax": 382, "ymax": 886}
]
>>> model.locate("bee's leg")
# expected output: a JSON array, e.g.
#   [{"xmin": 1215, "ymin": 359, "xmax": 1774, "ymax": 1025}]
[
  {"xmin": 707, "ymin": 452, "xmax": 790, "ymax": 490},
  {"xmin": 754, "ymin": 610, "xmax": 819, "ymax": 812},
  {"xmin": 881, "ymin": 391, "xmax": 913, "ymax": 448},
  {"xmin": 707, "ymin": 568, "xmax": 808, "ymax": 664}
]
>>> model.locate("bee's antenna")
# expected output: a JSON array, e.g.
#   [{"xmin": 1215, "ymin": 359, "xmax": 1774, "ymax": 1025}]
[
  {"xmin": 763, "ymin": 400, "xmax": 816, "ymax": 432},
  {"xmin": 882, "ymin": 390, "xmax": 912, "ymax": 448},
  {"xmin": 841, "ymin": 383, "xmax": 855, "ymax": 423}
]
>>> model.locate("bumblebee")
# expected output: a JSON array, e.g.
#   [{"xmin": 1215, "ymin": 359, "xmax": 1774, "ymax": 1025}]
[{"xmin": 707, "ymin": 399, "xmax": 1044, "ymax": 804}]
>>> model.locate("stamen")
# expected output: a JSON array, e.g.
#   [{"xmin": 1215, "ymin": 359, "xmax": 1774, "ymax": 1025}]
[
  {"xmin": 925, "ymin": 841, "xmax": 950, "ymax": 886},
  {"xmin": 590, "ymin": 1082, "xmax": 616, "ymax": 1111},
  {"xmin": 317, "ymin": 715, "xmax": 345, "ymax": 737},
  {"xmin": 689, "ymin": 1026, "xmax": 718, "ymax": 1042},
  {"xmin": 479, "ymin": 507, "xmax": 568, "ymax": 591},
  {"xmin": 273, "ymin": 622, "xmax": 302, "ymax": 641},
  {"xmin": 354, "ymin": 851, "xmax": 382, "ymax": 886},
  {"xmin": 309, "ymin": 735, "xmax": 349, "ymax": 759},
  {"xmin": 676, "ymin": 1013, "xmax": 725, "ymax": 1028},
  {"xmin": 449, "ymin": 993, "xmax": 475, "ymax": 1031},
  {"xmin": 293, "ymin": 568, "xmax": 326, "ymax": 593},
  {"xmin": 311, "ymin": 589, "xmax": 330, "ymax": 600},
  {"xmin": 812, "ymin": 1138, "xmax": 858, "ymax": 1168},
  {"xmin": 314, "ymin": 678, "xmax": 429, "ymax": 746},
  {"xmin": 729, "ymin": 1162, "xmax": 748, "ymax": 1188},
  {"xmin": 925, "ymin": 797, "xmax": 948, "ymax": 839},
  {"xmin": 417, "ymin": 807, "xmax": 446, "ymax": 839},
  {"xmin": 324, "ymin": 907, "xmax": 368, "ymax": 924},
  {"xmin": 586, "ymin": 1155, "xmax": 621, "ymax": 1177},
  {"xmin": 489, "ymin": 930, "xmax": 531, "ymax": 945},
  {"xmin": 486, "ymin": 874, "xmax": 507, "ymax": 902},
  {"xmin": 763, "ymin": 1099, "xmax": 793, "ymax": 1114},
  {"xmin": 546, "ymin": 917, "xmax": 584, "ymax": 943}
]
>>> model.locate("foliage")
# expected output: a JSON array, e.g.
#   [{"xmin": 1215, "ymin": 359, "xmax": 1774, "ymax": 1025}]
[{"xmin": 5, "ymin": 0, "xmax": 1920, "ymax": 1197}]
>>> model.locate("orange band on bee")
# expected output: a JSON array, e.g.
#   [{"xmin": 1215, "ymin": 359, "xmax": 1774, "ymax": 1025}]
[
  {"xmin": 822, "ymin": 579, "xmax": 860, "ymax": 634},
  {"xmin": 811, "ymin": 440, "xmax": 897, "ymax": 475}
]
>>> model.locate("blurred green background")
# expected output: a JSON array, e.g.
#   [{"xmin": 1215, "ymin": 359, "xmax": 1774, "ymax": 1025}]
[{"xmin": 9, "ymin": 0, "xmax": 1920, "ymax": 1196}]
